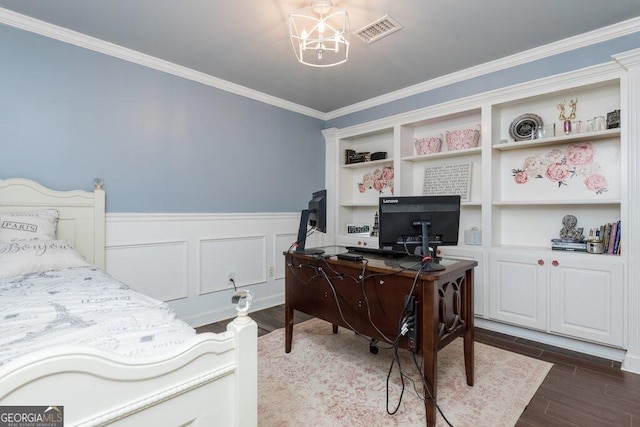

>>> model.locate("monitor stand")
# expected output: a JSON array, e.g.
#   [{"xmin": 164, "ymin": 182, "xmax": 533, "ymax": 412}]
[
  {"xmin": 399, "ymin": 220, "xmax": 446, "ymax": 271},
  {"xmin": 294, "ymin": 209, "xmax": 325, "ymax": 256}
]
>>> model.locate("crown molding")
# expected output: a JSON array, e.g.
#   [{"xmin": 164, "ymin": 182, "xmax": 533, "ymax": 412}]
[
  {"xmin": 0, "ymin": 7, "xmax": 326, "ymax": 120},
  {"xmin": 325, "ymin": 16, "xmax": 640, "ymax": 120},
  {"xmin": 613, "ymin": 47, "xmax": 640, "ymax": 69},
  {"xmin": 329, "ymin": 61, "xmax": 623, "ymax": 139}
]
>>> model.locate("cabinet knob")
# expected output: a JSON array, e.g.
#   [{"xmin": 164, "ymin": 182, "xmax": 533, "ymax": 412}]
[
  {"xmin": 538, "ymin": 259, "xmax": 544, "ymax": 266},
  {"xmin": 437, "ymin": 249, "xmax": 442, "ymax": 255},
  {"xmin": 552, "ymin": 260, "xmax": 559, "ymax": 267}
]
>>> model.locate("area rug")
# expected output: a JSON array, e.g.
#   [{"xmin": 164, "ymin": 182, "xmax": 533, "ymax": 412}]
[{"xmin": 258, "ymin": 318, "xmax": 552, "ymax": 426}]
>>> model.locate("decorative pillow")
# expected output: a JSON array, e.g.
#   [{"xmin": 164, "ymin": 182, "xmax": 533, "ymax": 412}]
[
  {"xmin": 0, "ymin": 240, "xmax": 89, "ymax": 279},
  {"xmin": 0, "ymin": 209, "xmax": 59, "ymax": 242}
]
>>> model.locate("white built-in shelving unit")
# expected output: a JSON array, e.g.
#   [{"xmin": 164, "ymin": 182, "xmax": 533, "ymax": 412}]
[{"xmin": 322, "ymin": 54, "xmax": 640, "ymax": 362}]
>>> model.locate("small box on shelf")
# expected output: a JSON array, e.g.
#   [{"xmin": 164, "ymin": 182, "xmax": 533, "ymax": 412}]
[
  {"xmin": 345, "ymin": 149, "xmax": 387, "ymax": 165},
  {"xmin": 607, "ymin": 110, "xmax": 620, "ymax": 129},
  {"xmin": 346, "ymin": 224, "xmax": 371, "ymax": 236}
]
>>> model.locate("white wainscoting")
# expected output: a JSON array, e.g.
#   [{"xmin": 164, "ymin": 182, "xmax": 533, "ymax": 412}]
[
  {"xmin": 107, "ymin": 240, "xmax": 189, "ymax": 302},
  {"xmin": 105, "ymin": 212, "xmax": 325, "ymax": 327}
]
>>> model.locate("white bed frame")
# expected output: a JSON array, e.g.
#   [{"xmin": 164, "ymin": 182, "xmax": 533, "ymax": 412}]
[{"xmin": 0, "ymin": 178, "xmax": 258, "ymax": 426}]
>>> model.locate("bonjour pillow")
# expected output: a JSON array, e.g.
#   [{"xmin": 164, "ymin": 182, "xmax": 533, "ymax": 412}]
[
  {"xmin": 0, "ymin": 240, "xmax": 89, "ymax": 279},
  {"xmin": 0, "ymin": 209, "xmax": 59, "ymax": 242}
]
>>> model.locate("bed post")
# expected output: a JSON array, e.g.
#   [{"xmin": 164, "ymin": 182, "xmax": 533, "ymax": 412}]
[
  {"xmin": 93, "ymin": 178, "xmax": 106, "ymax": 270},
  {"xmin": 227, "ymin": 290, "xmax": 258, "ymax": 427}
]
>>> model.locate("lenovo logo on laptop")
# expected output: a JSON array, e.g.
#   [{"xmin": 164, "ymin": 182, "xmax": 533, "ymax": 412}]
[{"xmin": 381, "ymin": 198, "xmax": 398, "ymax": 204}]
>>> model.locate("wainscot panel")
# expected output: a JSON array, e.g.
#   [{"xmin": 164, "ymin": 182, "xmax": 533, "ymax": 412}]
[
  {"xmin": 106, "ymin": 240, "xmax": 188, "ymax": 302},
  {"xmin": 199, "ymin": 235, "xmax": 267, "ymax": 295},
  {"xmin": 105, "ymin": 213, "xmax": 325, "ymax": 327}
]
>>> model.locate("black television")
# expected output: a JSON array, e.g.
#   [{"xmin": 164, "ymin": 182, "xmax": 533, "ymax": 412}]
[
  {"xmin": 378, "ymin": 195, "xmax": 461, "ymax": 270},
  {"xmin": 295, "ymin": 189, "xmax": 327, "ymax": 255}
]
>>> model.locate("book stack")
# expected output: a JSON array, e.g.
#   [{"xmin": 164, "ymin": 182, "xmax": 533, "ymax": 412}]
[
  {"xmin": 551, "ymin": 239, "xmax": 587, "ymax": 252},
  {"xmin": 599, "ymin": 220, "xmax": 621, "ymax": 255}
]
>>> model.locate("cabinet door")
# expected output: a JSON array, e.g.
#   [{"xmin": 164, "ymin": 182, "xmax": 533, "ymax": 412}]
[
  {"xmin": 549, "ymin": 256, "xmax": 624, "ymax": 346},
  {"xmin": 489, "ymin": 251, "xmax": 547, "ymax": 330}
]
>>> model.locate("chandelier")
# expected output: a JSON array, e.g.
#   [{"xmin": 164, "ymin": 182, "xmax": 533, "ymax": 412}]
[{"xmin": 289, "ymin": 0, "xmax": 349, "ymax": 67}]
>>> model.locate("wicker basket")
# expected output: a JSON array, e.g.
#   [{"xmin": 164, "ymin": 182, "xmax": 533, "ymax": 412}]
[
  {"xmin": 414, "ymin": 135, "xmax": 443, "ymax": 155},
  {"xmin": 446, "ymin": 125, "xmax": 481, "ymax": 151}
]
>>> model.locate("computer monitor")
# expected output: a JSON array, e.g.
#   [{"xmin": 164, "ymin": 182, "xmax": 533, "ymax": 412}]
[
  {"xmin": 378, "ymin": 195, "xmax": 461, "ymax": 269},
  {"xmin": 295, "ymin": 189, "xmax": 327, "ymax": 255}
]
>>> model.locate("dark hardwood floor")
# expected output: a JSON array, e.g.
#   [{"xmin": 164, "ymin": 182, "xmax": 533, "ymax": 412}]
[{"xmin": 196, "ymin": 305, "xmax": 640, "ymax": 426}]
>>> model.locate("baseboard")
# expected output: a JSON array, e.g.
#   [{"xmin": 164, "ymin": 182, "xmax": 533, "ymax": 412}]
[
  {"xmin": 184, "ymin": 293, "xmax": 285, "ymax": 328},
  {"xmin": 475, "ymin": 318, "xmax": 627, "ymax": 362},
  {"xmin": 622, "ymin": 351, "xmax": 640, "ymax": 374}
]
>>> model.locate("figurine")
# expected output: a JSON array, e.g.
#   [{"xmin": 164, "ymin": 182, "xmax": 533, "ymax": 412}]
[
  {"xmin": 558, "ymin": 98, "xmax": 578, "ymax": 134},
  {"xmin": 559, "ymin": 214, "xmax": 584, "ymax": 242},
  {"xmin": 370, "ymin": 212, "xmax": 379, "ymax": 237},
  {"xmin": 557, "ymin": 98, "xmax": 578, "ymax": 121}
]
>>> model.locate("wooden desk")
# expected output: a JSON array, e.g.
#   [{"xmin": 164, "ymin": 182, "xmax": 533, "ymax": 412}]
[{"xmin": 284, "ymin": 250, "xmax": 476, "ymax": 426}]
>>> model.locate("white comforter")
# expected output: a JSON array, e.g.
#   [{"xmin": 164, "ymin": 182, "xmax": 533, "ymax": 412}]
[{"xmin": 0, "ymin": 266, "xmax": 195, "ymax": 367}]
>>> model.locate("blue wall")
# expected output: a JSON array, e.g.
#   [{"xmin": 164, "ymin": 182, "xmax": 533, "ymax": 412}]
[
  {"xmin": 326, "ymin": 32, "xmax": 640, "ymax": 129},
  {"xmin": 0, "ymin": 24, "xmax": 326, "ymax": 213}
]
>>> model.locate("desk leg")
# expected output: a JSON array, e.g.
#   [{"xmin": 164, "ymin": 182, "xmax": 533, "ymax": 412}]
[
  {"xmin": 464, "ymin": 267, "xmax": 475, "ymax": 386},
  {"xmin": 285, "ymin": 299, "xmax": 293, "ymax": 353},
  {"xmin": 422, "ymin": 286, "xmax": 439, "ymax": 426}
]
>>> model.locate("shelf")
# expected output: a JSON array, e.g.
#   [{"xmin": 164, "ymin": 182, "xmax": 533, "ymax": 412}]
[
  {"xmin": 491, "ymin": 244, "xmax": 624, "ymax": 259},
  {"xmin": 403, "ymin": 146, "xmax": 481, "ymax": 162},
  {"xmin": 442, "ymin": 244, "xmax": 484, "ymax": 251},
  {"xmin": 493, "ymin": 199, "xmax": 620, "ymax": 206},
  {"xmin": 342, "ymin": 159, "xmax": 392, "ymax": 169},
  {"xmin": 340, "ymin": 202, "xmax": 378, "ymax": 208},
  {"xmin": 493, "ymin": 128, "xmax": 620, "ymax": 151}
]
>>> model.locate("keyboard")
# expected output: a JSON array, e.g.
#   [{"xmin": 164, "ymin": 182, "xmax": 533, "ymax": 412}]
[{"xmin": 345, "ymin": 246, "xmax": 408, "ymax": 258}]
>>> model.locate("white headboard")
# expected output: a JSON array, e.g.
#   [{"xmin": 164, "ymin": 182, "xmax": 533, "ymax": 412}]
[{"xmin": 0, "ymin": 178, "xmax": 106, "ymax": 268}]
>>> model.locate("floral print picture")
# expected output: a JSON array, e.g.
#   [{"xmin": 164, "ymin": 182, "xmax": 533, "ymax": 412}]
[
  {"xmin": 512, "ymin": 143, "xmax": 608, "ymax": 194},
  {"xmin": 358, "ymin": 164, "xmax": 394, "ymax": 194}
]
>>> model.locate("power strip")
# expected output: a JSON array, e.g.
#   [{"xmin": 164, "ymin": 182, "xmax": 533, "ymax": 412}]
[{"xmin": 404, "ymin": 295, "xmax": 419, "ymax": 353}]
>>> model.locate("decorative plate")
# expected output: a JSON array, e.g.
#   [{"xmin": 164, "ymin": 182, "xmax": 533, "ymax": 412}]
[{"xmin": 509, "ymin": 113, "xmax": 543, "ymax": 141}]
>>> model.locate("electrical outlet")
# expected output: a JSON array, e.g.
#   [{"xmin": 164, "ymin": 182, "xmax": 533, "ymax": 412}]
[
  {"xmin": 268, "ymin": 266, "xmax": 274, "ymax": 277},
  {"xmin": 228, "ymin": 272, "xmax": 235, "ymax": 282}
]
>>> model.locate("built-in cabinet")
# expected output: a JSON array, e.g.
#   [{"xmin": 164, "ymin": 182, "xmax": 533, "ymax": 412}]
[
  {"xmin": 548, "ymin": 255, "xmax": 624, "ymax": 346},
  {"xmin": 489, "ymin": 251, "xmax": 548, "ymax": 331},
  {"xmin": 490, "ymin": 250, "xmax": 624, "ymax": 346},
  {"xmin": 323, "ymin": 62, "xmax": 629, "ymax": 353}
]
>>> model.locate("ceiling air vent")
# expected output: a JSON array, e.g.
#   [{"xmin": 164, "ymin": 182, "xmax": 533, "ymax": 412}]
[{"xmin": 354, "ymin": 15, "xmax": 403, "ymax": 44}]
